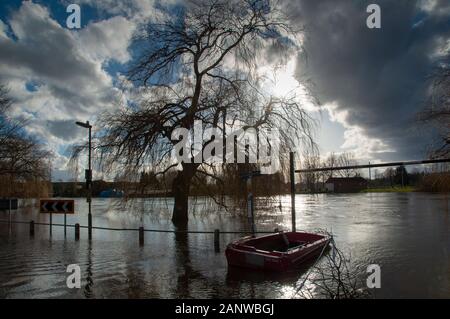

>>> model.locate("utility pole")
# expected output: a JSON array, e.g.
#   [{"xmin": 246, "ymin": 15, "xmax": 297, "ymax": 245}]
[{"xmin": 88, "ymin": 122, "xmax": 92, "ymax": 239}]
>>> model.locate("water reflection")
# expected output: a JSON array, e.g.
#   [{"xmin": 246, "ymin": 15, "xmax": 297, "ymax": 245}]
[
  {"xmin": 0, "ymin": 193, "xmax": 449, "ymax": 298},
  {"xmin": 174, "ymin": 230, "xmax": 192, "ymax": 298},
  {"xmin": 84, "ymin": 241, "xmax": 94, "ymax": 298}
]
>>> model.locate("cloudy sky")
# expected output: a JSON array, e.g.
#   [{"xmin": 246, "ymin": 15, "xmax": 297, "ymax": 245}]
[{"xmin": 0, "ymin": 0, "xmax": 449, "ymax": 180}]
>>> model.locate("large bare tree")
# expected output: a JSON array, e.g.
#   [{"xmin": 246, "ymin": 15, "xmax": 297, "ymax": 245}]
[
  {"xmin": 94, "ymin": 0, "xmax": 316, "ymax": 227},
  {"xmin": 419, "ymin": 61, "xmax": 450, "ymax": 158}
]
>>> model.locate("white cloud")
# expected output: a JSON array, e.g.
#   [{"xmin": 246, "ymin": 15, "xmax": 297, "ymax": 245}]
[
  {"xmin": 430, "ymin": 36, "xmax": 450, "ymax": 59},
  {"xmin": 0, "ymin": 1, "xmax": 145, "ymax": 180},
  {"xmin": 419, "ymin": 0, "xmax": 450, "ymax": 15},
  {"xmin": 77, "ymin": 16, "xmax": 136, "ymax": 64},
  {"xmin": 325, "ymin": 102, "xmax": 394, "ymax": 160}
]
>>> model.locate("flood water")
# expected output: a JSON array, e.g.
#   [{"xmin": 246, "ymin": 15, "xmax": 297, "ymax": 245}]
[{"xmin": 0, "ymin": 193, "xmax": 449, "ymax": 299}]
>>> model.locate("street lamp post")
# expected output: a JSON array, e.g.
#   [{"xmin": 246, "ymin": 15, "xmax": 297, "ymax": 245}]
[{"xmin": 76, "ymin": 121, "xmax": 93, "ymax": 240}]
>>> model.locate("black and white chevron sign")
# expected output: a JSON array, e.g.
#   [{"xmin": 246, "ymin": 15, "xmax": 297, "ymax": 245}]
[{"xmin": 40, "ymin": 200, "xmax": 75, "ymax": 214}]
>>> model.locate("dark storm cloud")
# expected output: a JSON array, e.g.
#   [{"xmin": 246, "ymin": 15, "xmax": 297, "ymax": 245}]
[
  {"xmin": 46, "ymin": 120, "xmax": 82, "ymax": 140},
  {"xmin": 286, "ymin": 0, "xmax": 450, "ymax": 159}
]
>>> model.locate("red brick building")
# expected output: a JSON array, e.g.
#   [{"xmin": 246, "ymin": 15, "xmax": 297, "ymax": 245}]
[{"xmin": 325, "ymin": 177, "xmax": 368, "ymax": 193}]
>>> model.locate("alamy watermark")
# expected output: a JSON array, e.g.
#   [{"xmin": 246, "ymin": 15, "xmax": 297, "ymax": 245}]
[
  {"xmin": 366, "ymin": 4, "xmax": 381, "ymax": 29},
  {"xmin": 171, "ymin": 121, "xmax": 281, "ymax": 174},
  {"xmin": 66, "ymin": 4, "xmax": 81, "ymax": 29},
  {"xmin": 66, "ymin": 264, "xmax": 81, "ymax": 289},
  {"xmin": 367, "ymin": 264, "xmax": 381, "ymax": 288},
  {"xmin": 65, "ymin": 262, "xmax": 381, "ymax": 290},
  {"xmin": 65, "ymin": 3, "xmax": 380, "ymax": 30}
]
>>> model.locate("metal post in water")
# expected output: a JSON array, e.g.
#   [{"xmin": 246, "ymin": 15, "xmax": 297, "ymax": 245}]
[
  {"xmin": 88, "ymin": 123, "xmax": 92, "ymax": 240},
  {"xmin": 30, "ymin": 220, "xmax": 35, "ymax": 237},
  {"xmin": 75, "ymin": 223, "xmax": 80, "ymax": 241},
  {"xmin": 139, "ymin": 227, "xmax": 144, "ymax": 246},
  {"xmin": 49, "ymin": 212, "xmax": 52, "ymax": 237},
  {"xmin": 247, "ymin": 177, "xmax": 256, "ymax": 237},
  {"xmin": 214, "ymin": 229, "xmax": 220, "ymax": 252},
  {"xmin": 290, "ymin": 152, "xmax": 296, "ymax": 232}
]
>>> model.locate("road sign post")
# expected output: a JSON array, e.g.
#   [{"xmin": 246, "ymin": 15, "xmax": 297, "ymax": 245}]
[
  {"xmin": 75, "ymin": 223, "xmax": 80, "ymax": 240},
  {"xmin": 64, "ymin": 212, "xmax": 67, "ymax": 237},
  {"xmin": 40, "ymin": 200, "xmax": 75, "ymax": 237}
]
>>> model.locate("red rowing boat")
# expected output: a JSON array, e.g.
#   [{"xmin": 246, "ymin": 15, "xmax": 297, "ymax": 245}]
[{"xmin": 225, "ymin": 232, "xmax": 330, "ymax": 272}]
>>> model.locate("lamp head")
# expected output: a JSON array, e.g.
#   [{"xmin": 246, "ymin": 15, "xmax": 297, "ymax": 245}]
[{"xmin": 75, "ymin": 121, "xmax": 91, "ymax": 129}]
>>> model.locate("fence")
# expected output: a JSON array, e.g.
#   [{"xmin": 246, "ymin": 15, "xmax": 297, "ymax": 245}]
[
  {"xmin": 5, "ymin": 153, "xmax": 448, "ymax": 253},
  {"xmin": 0, "ymin": 219, "xmax": 279, "ymax": 252}
]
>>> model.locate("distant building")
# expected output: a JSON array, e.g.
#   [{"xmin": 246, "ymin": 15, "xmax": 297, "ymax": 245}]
[
  {"xmin": 325, "ymin": 177, "xmax": 368, "ymax": 193},
  {"xmin": 99, "ymin": 188, "xmax": 124, "ymax": 198}
]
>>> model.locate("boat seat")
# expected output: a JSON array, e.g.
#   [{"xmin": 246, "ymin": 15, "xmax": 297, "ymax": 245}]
[
  {"xmin": 272, "ymin": 240, "xmax": 308, "ymax": 253},
  {"xmin": 287, "ymin": 241, "xmax": 306, "ymax": 250}
]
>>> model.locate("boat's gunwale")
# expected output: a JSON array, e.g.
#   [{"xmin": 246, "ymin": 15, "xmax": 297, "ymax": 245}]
[{"xmin": 227, "ymin": 231, "xmax": 330, "ymax": 258}]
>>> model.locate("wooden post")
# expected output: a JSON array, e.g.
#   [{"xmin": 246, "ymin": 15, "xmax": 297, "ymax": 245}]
[
  {"xmin": 49, "ymin": 212, "xmax": 53, "ymax": 237},
  {"xmin": 75, "ymin": 223, "xmax": 80, "ymax": 241},
  {"xmin": 247, "ymin": 192, "xmax": 256, "ymax": 237},
  {"xmin": 30, "ymin": 220, "xmax": 35, "ymax": 237},
  {"xmin": 214, "ymin": 229, "xmax": 220, "ymax": 252},
  {"xmin": 8, "ymin": 198, "xmax": 11, "ymax": 224},
  {"xmin": 139, "ymin": 227, "xmax": 144, "ymax": 246},
  {"xmin": 290, "ymin": 152, "xmax": 296, "ymax": 232},
  {"xmin": 87, "ymin": 208, "xmax": 92, "ymax": 240}
]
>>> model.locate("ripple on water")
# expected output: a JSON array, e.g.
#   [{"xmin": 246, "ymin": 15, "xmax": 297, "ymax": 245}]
[{"xmin": 0, "ymin": 193, "xmax": 449, "ymax": 298}]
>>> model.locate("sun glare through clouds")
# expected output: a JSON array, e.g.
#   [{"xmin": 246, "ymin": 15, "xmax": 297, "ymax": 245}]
[{"xmin": 260, "ymin": 58, "xmax": 300, "ymax": 99}]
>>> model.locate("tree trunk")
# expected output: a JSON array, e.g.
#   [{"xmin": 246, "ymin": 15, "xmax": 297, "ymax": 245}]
[{"xmin": 171, "ymin": 163, "xmax": 198, "ymax": 228}]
